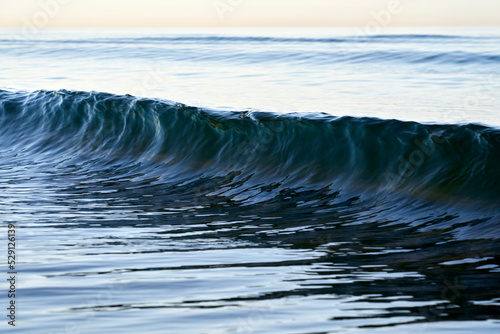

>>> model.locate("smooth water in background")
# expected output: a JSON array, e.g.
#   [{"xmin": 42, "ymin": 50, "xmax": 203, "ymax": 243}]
[
  {"xmin": 0, "ymin": 28, "xmax": 500, "ymax": 333},
  {"xmin": 2, "ymin": 27, "xmax": 500, "ymax": 125}
]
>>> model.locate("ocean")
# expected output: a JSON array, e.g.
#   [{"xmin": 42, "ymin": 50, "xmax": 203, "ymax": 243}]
[{"xmin": 1, "ymin": 27, "xmax": 499, "ymax": 333}]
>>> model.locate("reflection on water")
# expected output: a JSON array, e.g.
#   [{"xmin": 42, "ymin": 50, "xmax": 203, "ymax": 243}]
[{"xmin": 3, "ymin": 147, "xmax": 499, "ymax": 333}]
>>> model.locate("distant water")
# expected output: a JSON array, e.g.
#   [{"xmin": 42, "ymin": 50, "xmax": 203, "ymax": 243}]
[{"xmin": 1, "ymin": 28, "xmax": 500, "ymax": 333}]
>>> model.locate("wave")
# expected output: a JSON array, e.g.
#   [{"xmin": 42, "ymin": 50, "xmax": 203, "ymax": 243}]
[
  {"xmin": 7, "ymin": 33, "xmax": 500, "ymax": 67},
  {"xmin": 119, "ymin": 34, "xmax": 475, "ymax": 45},
  {"xmin": 7, "ymin": 33, "xmax": 489, "ymax": 45},
  {"xmin": 1, "ymin": 89, "xmax": 499, "ymax": 212}
]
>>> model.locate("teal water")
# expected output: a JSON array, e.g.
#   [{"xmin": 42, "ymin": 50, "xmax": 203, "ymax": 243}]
[{"xmin": 0, "ymin": 28, "xmax": 500, "ymax": 333}]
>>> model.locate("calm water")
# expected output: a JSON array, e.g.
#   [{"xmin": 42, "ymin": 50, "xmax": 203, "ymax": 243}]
[{"xmin": 1, "ymin": 28, "xmax": 500, "ymax": 333}]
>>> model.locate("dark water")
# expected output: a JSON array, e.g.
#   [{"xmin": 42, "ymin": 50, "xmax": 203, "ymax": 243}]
[{"xmin": 1, "ymin": 88, "xmax": 499, "ymax": 333}]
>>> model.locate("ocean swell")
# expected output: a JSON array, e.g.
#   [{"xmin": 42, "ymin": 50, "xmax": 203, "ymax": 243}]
[{"xmin": 1, "ymin": 89, "xmax": 499, "ymax": 207}]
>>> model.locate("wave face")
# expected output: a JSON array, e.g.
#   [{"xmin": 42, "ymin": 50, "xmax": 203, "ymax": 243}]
[
  {"xmin": 2, "ymin": 89, "xmax": 499, "ymax": 206},
  {"xmin": 1, "ymin": 89, "xmax": 500, "ymax": 332}
]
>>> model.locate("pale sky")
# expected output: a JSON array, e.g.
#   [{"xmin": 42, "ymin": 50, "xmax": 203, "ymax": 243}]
[{"xmin": 0, "ymin": 0, "xmax": 499, "ymax": 27}]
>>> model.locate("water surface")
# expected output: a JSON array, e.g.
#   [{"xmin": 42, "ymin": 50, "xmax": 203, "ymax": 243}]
[{"xmin": 0, "ymin": 28, "xmax": 499, "ymax": 333}]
